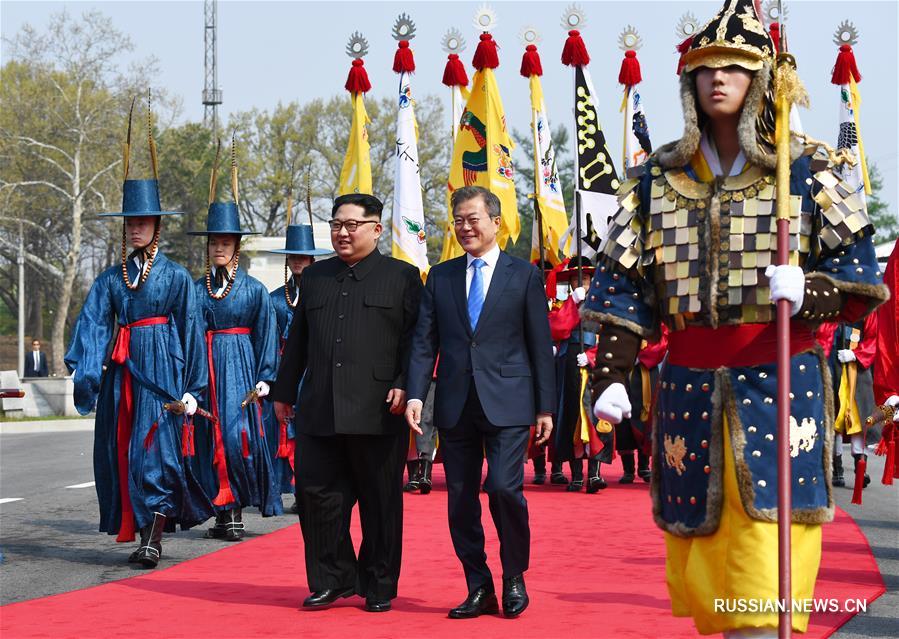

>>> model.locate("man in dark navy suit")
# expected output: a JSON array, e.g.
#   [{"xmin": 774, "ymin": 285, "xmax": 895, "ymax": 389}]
[
  {"xmin": 25, "ymin": 339, "xmax": 49, "ymax": 377},
  {"xmin": 405, "ymin": 186, "xmax": 555, "ymax": 619}
]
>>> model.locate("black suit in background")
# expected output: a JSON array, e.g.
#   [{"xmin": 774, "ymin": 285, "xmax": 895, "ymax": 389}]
[
  {"xmin": 272, "ymin": 248, "xmax": 422, "ymax": 600},
  {"xmin": 406, "ymin": 250, "xmax": 555, "ymax": 592},
  {"xmin": 25, "ymin": 351, "xmax": 49, "ymax": 377}
]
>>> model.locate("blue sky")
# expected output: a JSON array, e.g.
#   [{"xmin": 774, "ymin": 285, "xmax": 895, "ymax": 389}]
[{"xmin": 2, "ymin": 0, "xmax": 897, "ymax": 213}]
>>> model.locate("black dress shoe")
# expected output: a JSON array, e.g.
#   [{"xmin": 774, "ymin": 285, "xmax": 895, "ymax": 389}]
[
  {"xmin": 502, "ymin": 574, "xmax": 529, "ymax": 618},
  {"xmin": 302, "ymin": 587, "xmax": 355, "ymax": 608},
  {"xmin": 586, "ymin": 475, "xmax": 608, "ymax": 493},
  {"xmin": 364, "ymin": 597, "xmax": 392, "ymax": 612},
  {"xmin": 566, "ymin": 480, "xmax": 583, "ymax": 492},
  {"xmin": 532, "ymin": 472, "xmax": 546, "ymax": 485},
  {"xmin": 448, "ymin": 586, "xmax": 499, "ymax": 619}
]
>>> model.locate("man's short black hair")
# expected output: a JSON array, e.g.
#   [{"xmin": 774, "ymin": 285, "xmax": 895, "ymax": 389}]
[
  {"xmin": 451, "ymin": 186, "xmax": 501, "ymax": 219},
  {"xmin": 332, "ymin": 193, "xmax": 383, "ymax": 219}
]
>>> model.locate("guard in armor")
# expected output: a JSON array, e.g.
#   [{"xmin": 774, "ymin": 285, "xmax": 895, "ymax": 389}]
[
  {"xmin": 581, "ymin": 1, "xmax": 888, "ymax": 634},
  {"xmin": 816, "ymin": 314, "xmax": 877, "ymax": 490}
]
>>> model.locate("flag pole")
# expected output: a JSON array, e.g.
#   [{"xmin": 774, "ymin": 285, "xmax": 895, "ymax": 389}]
[{"xmin": 773, "ymin": 3, "xmax": 794, "ymax": 636}]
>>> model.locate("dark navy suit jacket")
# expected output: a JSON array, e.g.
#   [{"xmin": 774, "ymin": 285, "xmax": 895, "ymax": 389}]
[{"xmin": 406, "ymin": 250, "xmax": 555, "ymax": 429}]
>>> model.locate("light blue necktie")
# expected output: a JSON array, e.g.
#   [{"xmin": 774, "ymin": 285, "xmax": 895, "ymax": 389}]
[{"xmin": 468, "ymin": 258, "xmax": 486, "ymax": 330}]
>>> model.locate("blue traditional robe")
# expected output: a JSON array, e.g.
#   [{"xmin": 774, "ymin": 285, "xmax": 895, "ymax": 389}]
[
  {"xmin": 65, "ymin": 252, "xmax": 213, "ymax": 537},
  {"xmin": 267, "ymin": 283, "xmax": 298, "ymax": 494},
  {"xmin": 193, "ymin": 268, "xmax": 282, "ymax": 515}
]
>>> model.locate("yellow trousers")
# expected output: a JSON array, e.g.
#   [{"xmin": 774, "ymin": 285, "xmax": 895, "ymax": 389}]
[{"xmin": 664, "ymin": 415, "xmax": 822, "ymax": 634}]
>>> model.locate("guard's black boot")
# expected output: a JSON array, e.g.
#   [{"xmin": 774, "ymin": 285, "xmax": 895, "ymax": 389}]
[
  {"xmin": 204, "ymin": 510, "xmax": 227, "ymax": 539},
  {"xmin": 550, "ymin": 461, "xmax": 568, "ymax": 485},
  {"xmin": 832, "ymin": 454, "xmax": 845, "ymax": 487},
  {"xmin": 619, "ymin": 451, "xmax": 636, "ymax": 484},
  {"xmin": 852, "ymin": 453, "xmax": 871, "ymax": 488},
  {"xmin": 637, "ymin": 451, "xmax": 651, "ymax": 483},
  {"xmin": 403, "ymin": 460, "xmax": 421, "ymax": 492},
  {"xmin": 586, "ymin": 459, "xmax": 607, "ymax": 493},
  {"xmin": 419, "ymin": 456, "xmax": 433, "ymax": 495},
  {"xmin": 566, "ymin": 459, "xmax": 584, "ymax": 492},
  {"xmin": 136, "ymin": 512, "xmax": 166, "ymax": 569},
  {"xmin": 128, "ymin": 524, "xmax": 150, "ymax": 563},
  {"xmin": 223, "ymin": 508, "xmax": 244, "ymax": 541}
]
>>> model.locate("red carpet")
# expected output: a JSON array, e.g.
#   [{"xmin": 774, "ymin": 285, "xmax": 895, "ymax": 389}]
[{"xmin": 1, "ymin": 466, "xmax": 884, "ymax": 638}]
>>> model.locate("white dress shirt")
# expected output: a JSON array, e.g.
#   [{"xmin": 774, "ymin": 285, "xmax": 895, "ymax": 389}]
[
  {"xmin": 33, "ymin": 351, "xmax": 40, "ymax": 371},
  {"xmin": 465, "ymin": 243, "xmax": 501, "ymax": 298}
]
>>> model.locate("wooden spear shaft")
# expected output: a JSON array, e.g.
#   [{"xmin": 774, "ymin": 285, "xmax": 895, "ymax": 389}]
[{"xmin": 774, "ymin": 26, "xmax": 795, "ymax": 639}]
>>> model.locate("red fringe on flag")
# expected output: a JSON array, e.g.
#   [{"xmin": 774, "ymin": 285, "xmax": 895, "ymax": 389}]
[
  {"xmin": 520, "ymin": 44, "xmax": 543, "ymax": 78},
  {"xmin": 561, "ymin": 30, "xmax": 590, "ymax": 67},
  {"xmin": 472, "ymin": 33, "xmax": 499, "ymax": 71},
  {"xmin": 675, "ymin": 36, "xmax": 693, "ymax": 76},
  {"xmin": 618, "ymin": 49, "xmax": 642, "ymax": 86},
  {"xmin": 442, "ymin": 53, "xmax": 469, "ymax": 87},
  {"xmin": 393, "ymin": 40, "xmax": 415, "ymax": 74},
  {"xmin": 769, "ymin": 22, "xmax": 781, "ymax": 54},
  {"xmin": 832, "ymin": 44, "xmax": 862, "ymax": 85},
  {"xmin": 345, "ymin": 58, "xmax": 371, "ymax": 93}
]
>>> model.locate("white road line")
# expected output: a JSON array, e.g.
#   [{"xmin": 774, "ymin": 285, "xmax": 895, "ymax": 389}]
[
  {"xmin": 0, "ymin": 498, "xmax": 24, "ymax": 504},
  {"xmin": 65, "ymin": 481, "xmax": 95, "ymax": 489}
]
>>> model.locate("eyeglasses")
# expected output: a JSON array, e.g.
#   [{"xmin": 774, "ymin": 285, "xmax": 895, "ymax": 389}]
[
  {"xmin": 328, "ymin": 219, "xmax": 379, "ymax": 233},
  {"xmin": 453, "ymin": 216, "xmax": 483, "ymax": 228}
]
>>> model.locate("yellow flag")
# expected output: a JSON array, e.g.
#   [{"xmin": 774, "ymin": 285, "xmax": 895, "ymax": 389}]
[
  {"xmin": 339, "ymin": 92, "xmax": 372, "ymax": 195},
  {"xmin": 447, "ymin": 68, "xmax": 519, "ymax": 249},
  {"xmin": 528, "ymin": 73, "xmax": 568, "ymax": 265}
]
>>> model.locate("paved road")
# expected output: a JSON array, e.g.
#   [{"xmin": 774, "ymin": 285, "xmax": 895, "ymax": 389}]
[{"xmin": 1, "ymin": 429, "xmax": 895, "ymax": 637}]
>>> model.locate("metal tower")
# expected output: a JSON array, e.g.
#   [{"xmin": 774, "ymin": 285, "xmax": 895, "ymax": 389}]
[{"xmin": 203, "ymin": 0, "xmax": 222, "ymax": 136}]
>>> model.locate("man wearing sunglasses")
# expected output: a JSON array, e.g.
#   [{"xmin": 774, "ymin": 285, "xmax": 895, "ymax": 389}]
[{"xmin": 272, "ymin": 192, "xmax": 423, "ymax": 613}]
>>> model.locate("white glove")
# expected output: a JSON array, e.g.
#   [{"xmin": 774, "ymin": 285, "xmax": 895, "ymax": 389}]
[
  {"xmin": 571, "ymin": 286, "xmax": 587, "ymax": 304},
  {"xmin": 837, "ymin": 349, "xmax": 856, "ymax": 364},
  {"xmin": 180, "ymin": 392, "xmax": 198, "ymax": 416},
  {"xmin": 886, "ymin": 395, "xmax": 899, "ymax": 422},
  {"xmin": 765, "ymin": 264, "xmax": 805, "ymax": 317},
  {"xmin": 552, "ymin": 345, "xmax": 558, "ymax": 356},
  {"xmin": 576, "ymin": 352, "xmax": 589, "ymax": 368},
  {"xmin": 593, "ymin": 382, "xmax": 632, "ymax": 424},
  {"xmin": 255, "ymin": 381, "xmax": 270, "ymax": 398}
]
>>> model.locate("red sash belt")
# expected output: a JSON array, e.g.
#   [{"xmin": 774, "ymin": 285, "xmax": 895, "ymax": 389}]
[
  {"xmin": 205, "ymin": 327, "xmax": 251, "ymax": 506},
  {"xmin": 668, "ymin": 323, "xmax": 817, "ymax": 369},
  {"xmin": 111, "ymin": 315, "xmax": 168, "ymax": 542}
]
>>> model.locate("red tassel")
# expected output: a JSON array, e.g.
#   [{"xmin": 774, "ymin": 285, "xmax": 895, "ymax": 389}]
[
  {"xmin": 561, "ymin": 30, "xmax": 590, "ymax": 67},
  {"xmin": 241, "ymin": 430, "xmax": 250, "ymax": 458},
  {"xmin": 442, "ymin": 53, "xmax": 469, "ymax": 87},
  {"xmin": 181, "ymin": 419, "xmax": 191, "ymax": 456},
  {"xmin": 143, "ymin": 422, "xmax": 158, "ymax": 450},
  {"xmin": 277, "ymin": 419, "xmax": 290, "ymax": 458},
  {"xmin": 675, "ymin": 36, "xmax": 693, "ymax": 75},
  {"xmin": 472, "ymin": 33, "xmax": 499, "ymax": 71},
  {"xmin": 769, "ymin": 23, "xmax": 781, "ymax": 54},
  {"xmin": 831, "ymin": 44, "xmax": 862, "ymax": 85},
  {"xmin": 618, "ymin": 49, "xmax": 642, "ymax": 86},
  {"xmin": 520, "ymin": 44, "xmax": 543, "ymax": 78},
  {"xmin": 851, "ymin": 457, "xmax": 866, "ymax": 504},
  {"xmin": 344, "ymin": 58, "xmax": 371, "ymax": 94},
  {"xmin": 393, "ymin": 40, "xmax": 415, "ymax": 74}
]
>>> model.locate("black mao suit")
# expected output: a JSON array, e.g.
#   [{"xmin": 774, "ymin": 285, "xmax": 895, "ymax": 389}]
[{"xmin": 272, "ymin": 248, "xmax": 422, "ymax": 600}]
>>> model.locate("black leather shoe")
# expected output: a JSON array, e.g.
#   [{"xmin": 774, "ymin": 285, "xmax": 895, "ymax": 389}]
[
  {"xmin": 587, "ymin": 475, "xmax": 608, "ymax": 493},
  {"xmin": 135, "ymin": 512, "xmax": 166, "ymax": 569},
  {"xmin": 448, "ymin": 586, "xmax": 499, "ymax": 619},
  {"xmin": 419, "ymin": 458, "xmax": 433, "ymax": 495},
  {"xmin": 364, "ymin": 597, "xmax": 392, "ymax": 612},
  {"xmin": 502, "ymin": 574, "xmax": 529, "ymax": 618},
  {"xmin": 532, "ymin": 472, "xmax": 546, "ymax": 485},
  {"xmin": 566, "ymin": 480, "xmax": 583, "ymax": 492},
  {"xmin": 302, "ymin": 587, "xmax": 355, "ymax": 608}
]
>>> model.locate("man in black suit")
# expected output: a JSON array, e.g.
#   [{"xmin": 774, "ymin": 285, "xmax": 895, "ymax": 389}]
[
  {"xmin": 272, "ymin": 193, "xmax": 422, "ymax": 613},
  {"xmin": 405, "ymin": 186, "xmax": 555, "ymax": 619},
  {"xmin": 25, "ymin": 339, "xmax": 49, "ymax": 377}
]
